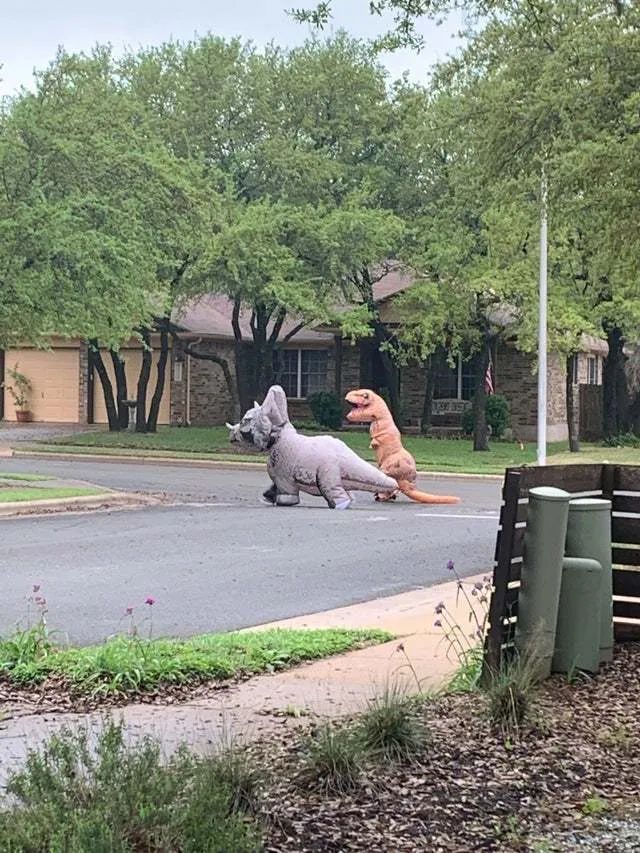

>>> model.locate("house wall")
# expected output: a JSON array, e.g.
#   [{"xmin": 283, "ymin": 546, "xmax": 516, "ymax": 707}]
[{"xmin": 496, "ymin": 344, "xmax": 568, "ymax": 442}]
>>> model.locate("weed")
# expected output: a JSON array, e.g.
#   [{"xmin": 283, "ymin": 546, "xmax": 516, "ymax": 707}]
[
  {"xmin": 0, "ymin": 722, "xmax": 260, "ymax": 851},
  {"xmin": 300, "ymin": 723, "xmax": 363, "ymax": 795},
  {"xmin": 357, "ymin": 683, "xmax": 426, "ymax": 762},
  {"xmin": 483, "ymin": 645, "xmax": 541, "ymax": 738},
  {"xmin": 582, "ymin": 795, "xmax": 608, "ymax": 816}
]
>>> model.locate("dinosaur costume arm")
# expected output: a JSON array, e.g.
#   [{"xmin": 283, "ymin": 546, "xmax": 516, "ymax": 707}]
[{"xmin": 345, "ymin": 388, "xmax": 460, "ymax": 505}]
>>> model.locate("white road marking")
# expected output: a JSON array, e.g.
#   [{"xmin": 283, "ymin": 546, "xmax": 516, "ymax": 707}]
[{"xmin": 414, "ymin": 512, "xmax": 498, "ymax": 520}]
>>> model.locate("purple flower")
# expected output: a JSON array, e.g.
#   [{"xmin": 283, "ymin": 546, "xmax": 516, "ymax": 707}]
[
  {"xmin": 434, "ymin": 619, "xmax": 442, "ymax": 628},
  {"xmin": 446, "ymin": 560, "xmax": 455, "ymax": 572},
  {"xmin": 145, "ymin": 597, "xmax": 155, "ymax": 606},
  {"xmin": 435, "ymin": 602, "xmax": 446, "ymax": 615}
]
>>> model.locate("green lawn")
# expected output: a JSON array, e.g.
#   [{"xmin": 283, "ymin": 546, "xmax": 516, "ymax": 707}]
[
  {"xmin": 25, "ymin": 425, "xmax": 640, "ymax": 475},
  {"xmin": 0, "ymin": 485, "xmax": 105, "ymax": 503},
  {"xmin": 0, "ymin": 627, "xmax": 391, "ymax": 697}
]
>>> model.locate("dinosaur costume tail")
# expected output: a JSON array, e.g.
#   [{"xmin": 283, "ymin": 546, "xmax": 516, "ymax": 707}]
[{"xmin": 397, "ymin": 481, "xmax": 460, "ymax": 505}]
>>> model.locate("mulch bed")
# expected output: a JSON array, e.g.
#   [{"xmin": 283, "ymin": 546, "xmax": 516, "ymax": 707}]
[{"xmin": 255, "ymin": 643, "xmax": 640, "ymax": 852}]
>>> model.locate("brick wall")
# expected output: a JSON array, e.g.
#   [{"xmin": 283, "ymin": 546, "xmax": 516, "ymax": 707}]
[
  {"xmin": 77, "ymin": 343, "xmax": 89, "ymax": 424},
  {"xmin": 496, "ymin": 344, "xmax": 568, "ymax": 442}
]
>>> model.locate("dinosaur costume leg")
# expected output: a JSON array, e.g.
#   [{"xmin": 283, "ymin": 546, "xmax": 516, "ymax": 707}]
[{"xmin": 316, "ymin": 460, "xmax": 353, "ymax": 509}]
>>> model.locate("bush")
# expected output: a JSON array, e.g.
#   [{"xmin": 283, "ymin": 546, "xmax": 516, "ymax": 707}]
[
  {"xmin": 462, "ymin": 394, "xmax": 510, "ymax": 439},
  {"xmin": 0, "ymin": 722, "xmax": 260, "ymax": 852},
  {"xmin": 307, "ymin": 391, "xmax": 344, "ymax": 431},
  {"xmin": 356, "ymin": 684, "xmax": 426, "ymax": 762},
  {"xmin": 300, "ymin": 723, "xmax": 363, "ymax": 794}
]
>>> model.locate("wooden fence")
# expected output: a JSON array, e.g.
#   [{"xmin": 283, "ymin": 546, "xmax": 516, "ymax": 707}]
[{"xmin": 484, "ymin": 464, "xmax": 640, "ymax": 676}]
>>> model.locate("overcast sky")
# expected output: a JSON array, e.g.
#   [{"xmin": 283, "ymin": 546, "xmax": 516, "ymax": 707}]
[{"xmin": 1, "ymin": 0, "xmax": 465, "ymax": 97}]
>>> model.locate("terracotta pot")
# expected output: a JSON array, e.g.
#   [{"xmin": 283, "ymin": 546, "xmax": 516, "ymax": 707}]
[{"xmin": 15, "ymin": 410, "xmax": 33, "ymax": 423}]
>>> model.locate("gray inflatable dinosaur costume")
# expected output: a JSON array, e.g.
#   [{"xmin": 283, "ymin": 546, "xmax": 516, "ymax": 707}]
[{"xmin": 227, "ymin": 385, "xmax": 397, "ymax": 509}]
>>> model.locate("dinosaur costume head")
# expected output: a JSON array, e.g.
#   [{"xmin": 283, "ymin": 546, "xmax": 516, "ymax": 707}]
[
  {"xmin": 345, "ymin": 389, "xmax": 383, "ymax": 423},
  {"xmin": 226, "ymin": 385, "xmax": 289, "ymax": 451}
]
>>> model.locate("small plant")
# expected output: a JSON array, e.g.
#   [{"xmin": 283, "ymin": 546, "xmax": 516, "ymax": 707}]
[
  {"xmin": 462, "ymin": 394, "xmax": 510, "ymax": 439},
  {"xmin": 307, "ymin": 391, "xmax": 344, "ymax": 431},
  {"xmin": 300, "ymin": 723, "xmax": 363, "ymax": 795},
  {"xmin": 483, "ymin": 644, "xmax": 541, "ymax": 739},
  {"xmin": 582, "ymin": 795, "xmax": 608, "ymax": 816},
  {"xmin": 3, "ymin": 363, "xmax": 32, "ymax": 411},
  {"xmin": 1, "ymin": 722, "xmax": 260, "ymax": 851},
  {"xmin": 357, "ymin": 683, "xmax": 426, "ymax": 762}
]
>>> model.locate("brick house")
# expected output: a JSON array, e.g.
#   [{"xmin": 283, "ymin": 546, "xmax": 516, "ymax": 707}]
[{"xmin": 2, "ymin": 269, "xmax": 605, "ymax": 440}]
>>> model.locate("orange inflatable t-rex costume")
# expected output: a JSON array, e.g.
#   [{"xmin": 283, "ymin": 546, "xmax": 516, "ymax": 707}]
[{"xmin": 345, "ymin": 389, "xmax": 460, "ymax": 505}]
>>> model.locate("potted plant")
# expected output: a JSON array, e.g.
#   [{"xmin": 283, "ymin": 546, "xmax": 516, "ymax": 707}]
[{"xmin": 3, "ymin": 363, "xmax": 33, "ymax": 422}]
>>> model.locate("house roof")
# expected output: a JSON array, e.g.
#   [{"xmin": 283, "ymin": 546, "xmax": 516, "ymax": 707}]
[{"xmin": 172, "ymin": 295, "xmax": 334, "ymax": 345}]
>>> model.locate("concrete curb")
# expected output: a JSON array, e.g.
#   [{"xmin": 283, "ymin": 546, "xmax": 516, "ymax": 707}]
[
  {"xmin": 0, "ymin": 491, "xmax": 157, "ymax": 518},
  {"xmin": 12, "ymin": 448, "xmax": 503, "ymax": 481}
]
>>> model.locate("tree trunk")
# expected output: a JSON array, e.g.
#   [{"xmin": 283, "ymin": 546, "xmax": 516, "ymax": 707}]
[
  {"xmin": 135, "ymin": 328, "xmax": 152, "ymax": 433},
  {"xmin": 373, "ymin": 320, "xmax": 402, "ymax": 426},
  {"xmin": 603, "ymin": 326, "xmax": 628, "ymax": 438},
  {"xmin": 89, "ymin": 343, "xmax": 119, "ymax": 431},
  {"xmin": 566, "ymin": 354, "xmax": 580, "ymax": 452},
  {"xmin": 421, "ymin": 355, "xmax": 435, "ymax": 435},
  {"xmin": 146, "ymin": 326, "xmax": 169, "ymax": 433},
  {"xmin": 110, "ymin": 350, "xmax": 129, "ymax": 429},
  {"xmin": 472, "ymin": 346, "xmax": 490, "ymax": 451}
]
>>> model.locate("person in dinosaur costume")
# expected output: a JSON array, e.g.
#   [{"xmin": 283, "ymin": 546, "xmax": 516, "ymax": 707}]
[
  {"xmin": 226, "ymin": 385, "xmax": 398, "ymax": 509},
  {"xmin": 345, "ymin": 388, "xmax": 460, "ymax": 505}
]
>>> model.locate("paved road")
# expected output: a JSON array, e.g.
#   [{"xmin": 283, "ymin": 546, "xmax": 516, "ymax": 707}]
[{"xmin": 0, "ymin": 457, "xmax": 501, "ymax": 644}]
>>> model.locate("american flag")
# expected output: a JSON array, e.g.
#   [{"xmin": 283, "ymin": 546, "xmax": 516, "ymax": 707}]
[{"xmin": 485, "ymin": 356, "xmax": 494, "ymax": 395}]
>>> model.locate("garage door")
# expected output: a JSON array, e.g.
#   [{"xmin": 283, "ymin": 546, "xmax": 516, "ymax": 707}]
[
  {"xmin": 4, "ymin": 348, "xmax": 80, "ymax": 423},
  {"xmin": 92, "ymin": 348, "xmax": 171, "ymax": 425}
]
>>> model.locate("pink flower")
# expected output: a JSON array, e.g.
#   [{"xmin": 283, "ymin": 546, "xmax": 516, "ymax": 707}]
[{"xmin": 145, "ymin": 597, "xmax": 155, "ymax": 606}]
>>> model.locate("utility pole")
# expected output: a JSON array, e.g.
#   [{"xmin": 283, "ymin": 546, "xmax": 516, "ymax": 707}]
[{"xmin": 537, "ymin": 170, "xmax": 548, "ymax": 466}]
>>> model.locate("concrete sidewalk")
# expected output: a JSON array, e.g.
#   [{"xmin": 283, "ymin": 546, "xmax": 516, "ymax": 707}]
[{"xmin": 0, "ymin": 574, "xmax": 483, "ymax": 790}]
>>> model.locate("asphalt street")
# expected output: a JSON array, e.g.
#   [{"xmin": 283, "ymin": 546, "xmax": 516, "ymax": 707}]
[{"xmin": 0, "ymin": 457, "xmax": 501, "ymax": 645}]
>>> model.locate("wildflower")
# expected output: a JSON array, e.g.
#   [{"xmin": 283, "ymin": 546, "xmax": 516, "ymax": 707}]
[
  {"xmin": 145, "ymin": 596, "xmax": 155, "ymax": 606},
  {"xmin": 446, "ymin": 560, "xmax": 455, "ymax": 571},
  {"xmin": 435, "ymin": 602, "xmax": 445, "ymax": 615}
]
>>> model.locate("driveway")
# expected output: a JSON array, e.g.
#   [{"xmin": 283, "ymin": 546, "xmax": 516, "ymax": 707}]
[{"xmin": 0, "ymin": 457, "xmax": 501, "ymax": 645}]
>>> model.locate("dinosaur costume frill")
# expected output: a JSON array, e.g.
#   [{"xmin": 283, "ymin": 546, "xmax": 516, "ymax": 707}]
[
  {"xmin": 226, "ymin": 385, "xmax": 397, "ymax": 509},
  {"xmin": 345, "ymin": 388, "xmax": 460, "ymax": 505}
]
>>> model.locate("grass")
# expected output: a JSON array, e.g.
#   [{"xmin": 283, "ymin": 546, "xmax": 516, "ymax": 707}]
[
  {"xmin": 0, "ymin": 485, "xmax": 105, "ymax": 503},
  {"xmin": 0, "ymin": 722, "xmax": 261, "ymax": 852},
  {"xmin": 0, "ymin": 626, "xmax": 391, "ymax": 697},
  {"xmin": 27, "ymin": 425, "xmax": 584, "ymax": 474},
  {"xmin": 0, "ymin": 471, "xmax": 49, "ymax": 482}
]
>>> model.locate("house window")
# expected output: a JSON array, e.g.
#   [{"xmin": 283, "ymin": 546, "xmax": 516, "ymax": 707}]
[
  {"xmin": 276, "ymin": 349, "xmax": 328, "ymax": 398},
  {"xmin": 587, "ymin": 356, "xmax": 598, "ymax": 385},
  {"xmin": 433, "ymin": 355, "xmax": 475, "ymax": 400}
]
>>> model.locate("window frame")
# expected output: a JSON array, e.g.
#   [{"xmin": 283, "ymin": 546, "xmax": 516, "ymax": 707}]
[{"xmin": 277, "ymin": 348, "xmax": 328, "ymax": 399}]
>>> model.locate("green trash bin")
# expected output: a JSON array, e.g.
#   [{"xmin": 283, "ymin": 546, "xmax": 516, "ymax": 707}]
[
  {"xmin": 516, "ymin": 486, "xmax": 571, "ymax": 678},
  {"xmin": 552, "ymin": 556, "xmax": 603, "ymax": 675},
  {"xmin": 564, "ymin": 498, "xmax": 613, "ymax": 664}
]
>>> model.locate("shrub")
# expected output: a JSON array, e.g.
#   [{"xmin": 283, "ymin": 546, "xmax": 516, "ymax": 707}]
[
  {"xmin": 482, "ymin": 646, "xmax": 541, "ymax": 739},
  {"xmin": 0, "ymin": 722, "xmax": 260, "ymax": 851},
  {"xmin": 300, "ymin": 723, "xmax": 363, "ymax": 794},
  {"xmin": 462, "ymin": 394, "xmax": 510, "ymax": 439},
  {"xmin": 356, "ymin": 684, "xmax": 426, "ymax": 762},
  {"xmin": 307, "ymin": 391, "xmax": 344, "ymax": 431}
]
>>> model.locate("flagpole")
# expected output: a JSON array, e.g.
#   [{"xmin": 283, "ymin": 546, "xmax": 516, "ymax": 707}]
[{"xmin": 537, "ymin": 169, "xmax": 548, "ymax": 466}]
